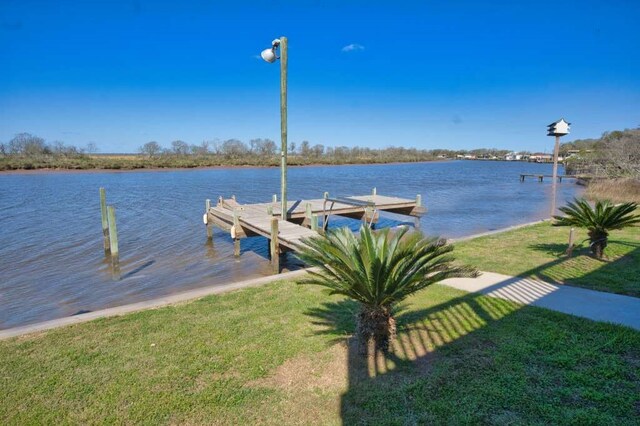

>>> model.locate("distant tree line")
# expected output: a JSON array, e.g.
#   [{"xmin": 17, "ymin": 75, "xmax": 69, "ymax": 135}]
[
  {"xmin": 0, "ymin": 131, "xmax": 536, "ymax": 171},
  {"xmin": 138, "ymin": 139, "xmax": 513, "ymax": 163}
]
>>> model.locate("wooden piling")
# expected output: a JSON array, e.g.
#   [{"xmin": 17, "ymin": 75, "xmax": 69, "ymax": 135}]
[
  {"xmin": 232, "ymin": 211, "xmax": 241, "ymax": 257},
  {"xmin": 272, "ymin": 194, "xmax": 277, "ymax": 203},
  {"xmin": 270, "ymin": 217, "xmax": 280, "ymax": 273},
  {"xmin": 311, "ymin": 213, "xmax": 318, "ymax": 232},
  {"xmin": 566, "ymin": 227, "xmax": 575, "ymax": 256},
  {"xmin": 372, "ymin": 187, "xmax": 377, "ymax": 196},
  {"xmin": 205, "ymin": 199, "xmax": 212, "ymax": 240},
  {"xmin": 234, "ymin": 238, "xmax": 241, "ymax": 257},
  {"xmin": 99, "ymin": 188, "xmax": 110, "ymax": 253},
  {"xmin": 305, "ymin": 202, "xmax": 312, "ymax": 228},
  {"xmin": 416, "ymin": 194, "xmax": 422, "ymax": 207},
  {"xmin": 107, "ymin": 205, "xmax": 119, "ymax": 266}
]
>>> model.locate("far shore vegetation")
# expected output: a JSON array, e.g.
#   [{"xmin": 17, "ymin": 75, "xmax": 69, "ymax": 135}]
[{"xmin": 0, "ymin": 132, "xmax": 518, "ymax": 171}]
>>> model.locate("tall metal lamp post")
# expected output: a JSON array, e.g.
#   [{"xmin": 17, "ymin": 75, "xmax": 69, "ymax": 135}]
[
  {"xmin": 261, "ymin": 37, "xmax": 288, "ymax": 220},
  {"xmin": 547, "ymin": 118, "xmax": 571, "ymax": 216}
]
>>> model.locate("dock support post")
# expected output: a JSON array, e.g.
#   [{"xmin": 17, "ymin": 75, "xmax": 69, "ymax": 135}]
[
  {"xmin": 107, "ymin": 205, "xmax": 119, "ymax": 268},
  {"xmin": 311, "ymin": 213, "xmax": 318, "ymax": 232},
  {"xmin": 205, "ymin": 199, "xmax": 212, "ymax": 240},
  {"xmin": 305, "ymin": 202, "xmax": 312, "ymax": 228},
  {"xmin": 232, "ymin": 211, "xmax": 241, "ymax": 257},
  {"xmin": 415, "ymin": 194, "xmax": 422, "ymax": 229},
  {"xmin": 270, "ymin": 217, "xmax": 280, "ymax": 273},
  {"xmin": 539, "ymin": 175, "xmax": 543, "ymax": 183},
  {"xmin": 372, "ymin": 187, "xmax": 377, "ymax": 196},
  {"xmin": 272, "ymin": 194, "xmax": 277, "ymax": 204},
  {"xmin": 520, "ymin": 174, "xmax": 525, "ymax": 182},
  {"xmin": 100, "ymin": 188, "xmax": 110, "ymax": 253}
]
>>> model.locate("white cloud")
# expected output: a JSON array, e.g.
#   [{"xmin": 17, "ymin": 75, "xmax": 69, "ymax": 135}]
[{"xmin": 341, "ymin": 43, "xmax": 364, "ymax": 52}]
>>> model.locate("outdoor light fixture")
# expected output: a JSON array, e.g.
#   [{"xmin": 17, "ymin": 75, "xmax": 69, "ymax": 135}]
[
  {"xmin": 260, "ymin": 39, "xmax": 280, "ymax": 63},
  {"xmin": 260, "ymin": 37, "xmax": 289, "ymax": 221}
]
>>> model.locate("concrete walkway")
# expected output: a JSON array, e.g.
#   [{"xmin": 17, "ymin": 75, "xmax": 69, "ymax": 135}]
[{"xmin": 442, "ymin": 272, "xmax": 640, "ymax": 330}]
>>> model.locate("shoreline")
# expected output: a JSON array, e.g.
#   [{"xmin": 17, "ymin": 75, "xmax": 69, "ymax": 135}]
[
  {"xmin": 0, "ymin": 159, "xmax": 452, "ymax": 175},
  {"xmin": 0, "ymin": 218, "xmax": 548, "ymax": 340}
]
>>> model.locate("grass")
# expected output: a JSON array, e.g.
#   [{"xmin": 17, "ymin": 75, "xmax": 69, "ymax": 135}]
[
  {"xmin": 1, "ymin": 281, "xmax": 639, "ymax": 425},
  {"xmin": 454, "ymin": 221, "xmax": 640, "ymax": 297}
]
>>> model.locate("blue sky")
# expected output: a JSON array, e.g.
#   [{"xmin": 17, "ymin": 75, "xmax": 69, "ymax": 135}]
[{"xmin": 1, "ymin": 0, "xmax": 639, "ymax": 153}]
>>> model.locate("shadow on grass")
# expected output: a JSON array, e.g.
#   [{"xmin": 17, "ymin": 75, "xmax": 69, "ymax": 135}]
[
  {"xmin": 303, "ymin": 246, "xmax": 640, "ymax": 423},
  {"xmin": 519, "ymin": 240, "xmax": 640, "ymax": 295}
]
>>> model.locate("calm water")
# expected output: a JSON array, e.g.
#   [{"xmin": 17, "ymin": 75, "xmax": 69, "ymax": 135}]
[{"xmin": 0, "ymin": 160, "xmax": 581, "ymax": 329}]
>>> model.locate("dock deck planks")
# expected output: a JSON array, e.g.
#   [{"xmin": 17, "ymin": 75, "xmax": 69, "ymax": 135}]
[{"xmin": 205, "ymin": 192, "xmax": 426, "ymax": 272}]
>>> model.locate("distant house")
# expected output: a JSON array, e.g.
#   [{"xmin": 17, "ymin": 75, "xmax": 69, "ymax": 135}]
[
  {"xmin": 505, "ymin": 152, "xmax": 525, "ymax": 161},
  {"xmin": 530, "ymin": 153, "xmax": 553, "ymax": 163}
]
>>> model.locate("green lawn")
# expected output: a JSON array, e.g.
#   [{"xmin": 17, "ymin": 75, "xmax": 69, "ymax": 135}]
[
  {"xmin": 454, "ymin": 222, "xmax": 640, "ymax": 297},
  {"xmin": 1, "ymin": 281, "xmax": 639, "ymax": 425}
]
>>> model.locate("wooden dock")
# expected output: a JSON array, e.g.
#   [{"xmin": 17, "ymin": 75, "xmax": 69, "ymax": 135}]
[
  {"xmin": 203, "ymin": 190, "xmax": 426, "ymax": 272},
  {"xmin": 520, "ymin": 174, "xmax": 579, "ymax": 182}
]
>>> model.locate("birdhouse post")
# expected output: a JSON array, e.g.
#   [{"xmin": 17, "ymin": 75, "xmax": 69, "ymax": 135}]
[{"xmin": 547, "ymin": 118, "xmax": 571, "ymax": 216}]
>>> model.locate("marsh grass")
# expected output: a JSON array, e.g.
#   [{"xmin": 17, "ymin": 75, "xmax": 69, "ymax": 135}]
[{"xmin": 585, "ymin": 178, "xmax": 640, "ymax": 203}]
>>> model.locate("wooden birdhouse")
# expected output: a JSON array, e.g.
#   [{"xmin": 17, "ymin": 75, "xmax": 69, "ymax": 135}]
[{"xmin": 547, "ymin": 118, "xmax": 571, "ymax": 136}]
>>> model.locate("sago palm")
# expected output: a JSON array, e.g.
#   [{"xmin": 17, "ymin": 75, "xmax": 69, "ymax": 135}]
[
  {"xmin": 297, "ymin": 225, "xmax": 477, "ymax": 353},
  {"xmin": 553, "ymin": 198, "xmax": 639, "ymax": 258}
]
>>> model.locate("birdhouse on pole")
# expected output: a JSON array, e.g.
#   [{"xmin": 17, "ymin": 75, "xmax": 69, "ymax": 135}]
[{"xmin": 547, "ymin": 118, "xmax": 571, "ymax": 136}]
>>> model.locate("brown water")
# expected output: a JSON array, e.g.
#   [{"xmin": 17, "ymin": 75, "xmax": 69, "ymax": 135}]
[{"xmin": 0, "ymin": 160, "xmax": 581, "ymax": 329}]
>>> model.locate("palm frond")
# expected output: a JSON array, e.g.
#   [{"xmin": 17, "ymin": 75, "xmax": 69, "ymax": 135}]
[
  {"xmin": 554, "ymin": 198, "xmax": 640, "ymax": 232},
  {"xmin": 297, "ymin": 225, "xmax": 477, "ymax": 308}
]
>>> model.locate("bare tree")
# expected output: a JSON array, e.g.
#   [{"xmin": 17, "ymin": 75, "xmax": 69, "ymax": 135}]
[
  {"xmin": 190, "ymin": 141, "xmax": 210, "ymax": 156},
  {"xmin": 8, "ymin": 133, "xmax": 48, "ymax": 156},
  {"xmin": 312, "ymin": 144, "xmax": 324, "ymax": 157},
  {"xmin": 171, "ymin": 140, "xmax": 189, "ymax": 156},
  {"xmin": 299, "ymin": 140, "xmax": 311, "ymax": 157},
  {"xmin": 86, "ymin": 142, "xmax": 98, "ymax": 154},
  {"xmin": 220, "ymin": 139, "xmax": 249, "ymax": 159},
  {"xmin": 139, "ymin": 141, "xmax": 162, "ymax": 158}
]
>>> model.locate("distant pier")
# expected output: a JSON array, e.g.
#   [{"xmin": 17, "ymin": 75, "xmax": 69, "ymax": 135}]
[{"xmin": 520, "ymin": 174, "xmax": 579, "ymax": 183}]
